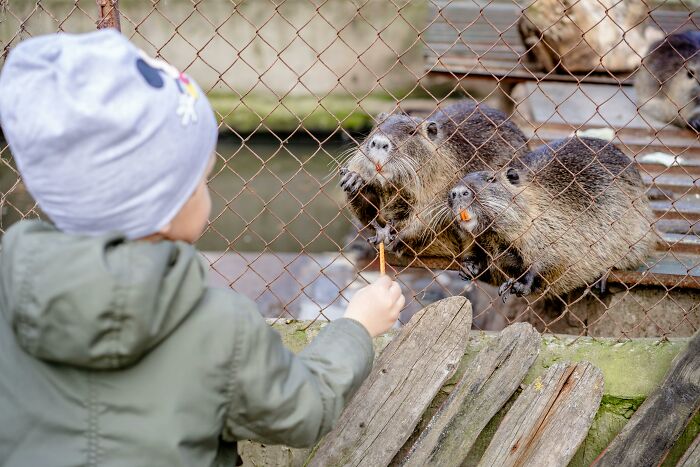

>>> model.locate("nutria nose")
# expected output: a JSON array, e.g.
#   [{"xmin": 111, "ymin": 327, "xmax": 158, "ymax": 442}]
[
  {"xmin": 369, "ymin": 135, "xmax": 391, "ymax": 152},
  {"xmin": 450, "ymin": 185, "xmax": 473, "ymax": 201}
]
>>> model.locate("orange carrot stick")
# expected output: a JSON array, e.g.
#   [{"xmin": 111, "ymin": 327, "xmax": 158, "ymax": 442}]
[{"xmin": 379, "ymin": 242, "xmax": 386, "ymax": 275}]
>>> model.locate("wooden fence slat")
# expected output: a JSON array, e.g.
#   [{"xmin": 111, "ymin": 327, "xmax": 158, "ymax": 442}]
[
  {"xmin": 307, "ymin": 296, "xmax": 472, "ymax": 467},
  {"xmin": 677, "ymin": 433, "xmax": 700, "ymax": 467},
  {"xmin": 593, "ymin": 330, "xmax": 700, "ymax": 467},
  {"xmin": 478, "ymin": 361, "xmax": 604, "ymax": 467},
  {"xmin": 401, "ymin": 322, "xmax": 540, "ymax": 467}
]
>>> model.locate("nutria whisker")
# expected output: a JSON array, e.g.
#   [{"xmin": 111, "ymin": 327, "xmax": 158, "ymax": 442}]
[
  {"xmin": 450, "ymin": 137, "xmax": 656, "ymax": 300},
  {"xmin": 340, "ymin": 100, "xmax": 529, "ymax": 258}
]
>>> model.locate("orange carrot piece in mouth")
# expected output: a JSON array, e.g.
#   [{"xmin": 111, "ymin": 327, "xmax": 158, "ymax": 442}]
[
  {"xmin": 460, "ymin": 210, "xmax": 471, "ymax": 222},
  {"xmin": 375, "ymin": 162, "xmax": 383, "ymax": 173}
]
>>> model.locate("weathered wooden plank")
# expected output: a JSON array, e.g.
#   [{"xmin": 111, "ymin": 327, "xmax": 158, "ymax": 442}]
[
  {"xmin": 592, "ymin": 329, "xmax": 700, "ymax": 467},
  {"xmin": 642, "ymin": 173, "xmax": 700, "ymax": 197},
  {"xmin": 660, "ymin": 232, "xmax": 700, "ymax": 254},
  {"xmin": 307, "ymin": 296, "xmax": 472, "ymax": 467},
  {"xmin": 401, "ymin": 322, "xmax": 540, "ymax": 467},
  {"xmin": 478, "ymin": 361, "xmax": 604, "ymax": 467},
  {"xmin": 385, "ymin": 252, "xmax": 700, "ymax": 290},
  {"xmin": 677, "ymin": 432, "xmax": 700, "ymax": 467}
]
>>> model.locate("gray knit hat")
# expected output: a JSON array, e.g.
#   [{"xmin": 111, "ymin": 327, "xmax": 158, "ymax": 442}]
[{"xmin": 0, "ymin": 29, "xmax": 217, "ymax": 239}]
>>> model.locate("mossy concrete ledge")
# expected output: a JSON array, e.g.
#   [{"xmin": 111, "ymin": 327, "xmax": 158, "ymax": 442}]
[{"xmin": 237, "ymin": 321, "xmax": 695, "ymax": 467}]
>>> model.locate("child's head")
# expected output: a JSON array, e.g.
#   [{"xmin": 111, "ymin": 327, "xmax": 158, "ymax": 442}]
[
  {"xmin": 153, "ymin": 154, "xmax": 215, "ymax": 244},
  {"xmin": 0, "ymin": 29, "xmax": 218, "ymax": 243}
]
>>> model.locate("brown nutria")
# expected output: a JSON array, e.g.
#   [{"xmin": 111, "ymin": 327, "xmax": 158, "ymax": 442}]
[
  {"xmin": 448, "ymin": 137, "xmax": 656, "ymax": 301},
  {"xmin": 340, "ymin": 100, "xmax": 529, "ymax": 258},
  {"xmin": 518, "ymin": 0, "xmax": 660, "ymax": 73},
  {"xmin": 635, "ymin": 31, "xmax": 700, "ymax": 131}
]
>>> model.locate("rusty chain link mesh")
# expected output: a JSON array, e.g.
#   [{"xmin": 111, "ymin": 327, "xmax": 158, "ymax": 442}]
[{"xmin": 0, "ymin": 0, "xmax": 698, "ymax": 339}]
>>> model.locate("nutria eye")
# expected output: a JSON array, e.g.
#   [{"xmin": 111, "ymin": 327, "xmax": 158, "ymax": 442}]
[
  {"xmin": 687, "ymin": 69, "xmax": 695, "ymax": 80},
  {"xmin": 426, "ymin": 121, "xmax": 438, "ymax": 138},
  {"xmin": 506, "ymin": 168, "xmax": 519, "ymax": 184},
  {"xmin": 486, "ymin": 175, "xmax": 496, "ymax": 183}
]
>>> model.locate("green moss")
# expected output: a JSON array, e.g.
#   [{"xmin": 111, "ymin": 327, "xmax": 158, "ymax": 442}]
[
  {"xmin": 599, "ymin": 395, "xmax": 645, "ymax": 418},
  {"xmin": 271, "ymin": 320, "xmax": 323, "ymax": 353},
  {"xmin": 208, "ymin": 93, "xmax": 392, "ymax": 133},
  {"xmin": 524, "ymin": 335, "xmax": 687, "ymax": 399},
  {"xmin": 663, "ymin": 412, "xmax": 700, "ymax": 466}
]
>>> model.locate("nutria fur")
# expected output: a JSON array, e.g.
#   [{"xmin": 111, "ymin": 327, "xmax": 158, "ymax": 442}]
[
  {"xmin": 518, "ymin": 0, "xmax": 658, "ymax": 73},
  {"xmin": 340, "ymin": 100, "xmax": 529, "ymax": 257},
  {"xmin": 449, "ymin": 137, "xmax": 656, "ymax": 300},
  {"xmin": 635, "ymin": 31, "xmax": 700, "ymax": 131}
]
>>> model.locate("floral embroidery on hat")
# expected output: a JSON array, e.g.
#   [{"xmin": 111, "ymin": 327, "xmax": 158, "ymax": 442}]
[{"xmin": 135, "ymin": 51, "xmax": 199, "ymax": 126}]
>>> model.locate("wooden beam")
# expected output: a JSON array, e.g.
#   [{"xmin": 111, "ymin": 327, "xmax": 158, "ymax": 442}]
[
  {"xmin": 478, "ymin": 361, "xmax": 604, "ymax": 467},
  {"xmin": 677, "ymin": 433, "xmax": 700, "ymax": 467},
  {"xmin": 592, "ymin": 329, "xmax": 700, "ymax": 467},
  {"xmin": 307, "ymin": 296, "xmax": 472, "ymax": 467},
  {"xmin": 402, "ymin": 322, "xmax": 540, "ymax": 467},
  {"xmin": 383, "ymin": 252, "xmax": 700, "ymax": 291}
]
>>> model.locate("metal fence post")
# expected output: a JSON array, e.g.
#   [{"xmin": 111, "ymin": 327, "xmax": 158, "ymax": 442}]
[{"xmin": 96, "ymin": 0, "xmax": 120, "ymax": 31}]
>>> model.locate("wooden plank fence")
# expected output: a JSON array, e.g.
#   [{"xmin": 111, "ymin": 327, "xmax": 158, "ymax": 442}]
[
  {"xmin": 593, "ymin": 329, "xmax": 700, "ymax": 467},
  {"xmin": 478, "ymin": 361, "xmax": 604, "ymax": 466},
  {"xmin": 402, "ymin": 322, "xmax": 540, "ymax": 467},
  {"xmin": 677, "ymin": 433, "xmax": 700, "ymax": 467},
  {"xmin": 301, "ymin": 301, "xmax": 700, "ymax": 466},
  {"xmin": 308, "ymin": 296, "xmax": 472, "ymax": 467}
]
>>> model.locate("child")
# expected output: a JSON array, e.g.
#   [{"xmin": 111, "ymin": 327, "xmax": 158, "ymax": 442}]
[{"xmin": 0, "ymin": 30, "xmax": 404, "ymax": 466}]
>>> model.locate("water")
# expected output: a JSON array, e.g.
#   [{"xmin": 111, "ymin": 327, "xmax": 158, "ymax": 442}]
[
  {"xmin": 0, "ymin": 133, "xmax": 356, "ymax": 252},
  {"xmin": 203, "ymin": 134, "xmax": 354, "ymax": 252}
]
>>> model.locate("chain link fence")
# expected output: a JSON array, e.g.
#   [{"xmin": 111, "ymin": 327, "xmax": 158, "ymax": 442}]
[{"xmin": 1, "ymin": 0, "xmax": 698, "ymax": 339}]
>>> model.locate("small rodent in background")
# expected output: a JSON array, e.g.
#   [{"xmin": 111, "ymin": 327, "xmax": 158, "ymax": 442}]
[
  {"xmin": 449, "ymin": 137, "xmax": 657, "ymax": 302},
  {"xmin": 635, "ymin": 30, "xmax": 700, "ymax": 131},
  {"xmin": 340, "ymin": 100, "xmax": 529, "ymax": 259}
]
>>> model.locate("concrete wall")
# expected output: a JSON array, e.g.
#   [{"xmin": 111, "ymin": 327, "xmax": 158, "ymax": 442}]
[
  {"xmin": 0, "ymin": 0, "xmax": 427, "ymax": 96},
  {"xmin": 0, "ymin": 0, "xmax": 429, "ymax": 131}
]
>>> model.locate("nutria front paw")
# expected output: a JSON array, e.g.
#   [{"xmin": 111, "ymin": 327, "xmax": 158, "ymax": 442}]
[
  {"xmin": 368, "ymin": 219, "xmax": 396, "ymax": 245},
  {"xmin": 498, "ymin": 277, "xmax": 532, "ymax": 302},
  {"xmin": 510, "ymin": 280, "xmax": 532, "ymax": 297},
  {"xmin": 498, "ymin": 279, "xmax": 515, "ymax": 303},
  {"xmin": 339, "ymin": 168, "xmax": 365, "ymax": 195},
  {"xmin": 459, "ymin": 258, "xmax": 482, "ymax": 280}
]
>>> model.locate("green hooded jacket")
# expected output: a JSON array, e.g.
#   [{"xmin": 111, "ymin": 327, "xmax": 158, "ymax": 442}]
[{"xmin": 0, "ymin": 220, "xmax": 374, "ymax": 466}]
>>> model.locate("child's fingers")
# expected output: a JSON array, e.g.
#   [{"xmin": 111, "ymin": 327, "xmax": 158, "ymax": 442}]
[
  {"xmin": 392, "ymin": 295, "xmax": 406, "ymax": 316},
  {"xmin": 389, "ymin": 295, "xmax": 406, "ymax": 321},
  {"xmin": 388, "ymin": 282, "xmax": 402, "ymax": 302},
  {"xmin": 374, "ymin": 274, "xmax": 392, "ymax": 289}
]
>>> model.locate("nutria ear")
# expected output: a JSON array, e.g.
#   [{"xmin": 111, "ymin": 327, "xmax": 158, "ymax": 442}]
[
  {"xmin": 376, "ymin": 112, "xmax": 390, "ymax": 122},
  {"xmin": 424, "ymin": 120, "xmax": 439, "ymax": 140},
  {"xmin": 506, "ymin": 167, "xmax": 520, "ymax": 184}
]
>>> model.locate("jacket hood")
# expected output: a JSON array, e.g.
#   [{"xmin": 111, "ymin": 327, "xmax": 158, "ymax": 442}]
[{"xmin": 0, "ymin": 220, "xmax": 207, "ymax": 369}]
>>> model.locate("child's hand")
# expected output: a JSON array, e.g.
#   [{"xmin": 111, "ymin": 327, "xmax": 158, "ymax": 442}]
[{"xmin": 345, "ymin": 275, "xmax": 405, "ymax": 337}]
